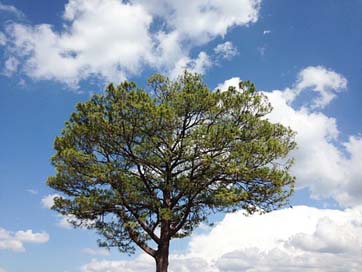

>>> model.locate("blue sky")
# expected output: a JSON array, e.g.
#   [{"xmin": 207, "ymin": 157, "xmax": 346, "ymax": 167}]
[{"xmin": 0, "ymin": 1, "xmax": 362, "ymax": 271}]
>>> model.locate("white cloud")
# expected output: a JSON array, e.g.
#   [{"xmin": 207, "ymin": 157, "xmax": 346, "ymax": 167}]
[
  {"xmin": 169, "ymin": 51, "xmax": 212, "ymax": 79},
  {"xmin": 27, "ymin": 189, "xmax": 38, "ymax": 195},
  {"xmin": 133, "ymin": 0, "xmax": 260, "ymax": 44},
  {"xmin": 3, "ymin": 0, "xmax": 260, "ymax": 87},
  {"xmin": 15, "ymin": 230, "xmax": 49, "ymax": 243},
  {"xmin": 214, "ymin": 41, "xmax": 238, "ymax": 60},
  {"xmin": 83, "ymin": 247, "xmax": 110, "ymax": 256},
  {"xmin": 212, "ymin": 207, "xmax": 362, "ymax": 272},
  {"xmin": 41, "ymin": 194, "xmax": 72, "ymax": 228},
  {"xmin": 3, "ymin": 56, "xmax": 19, "ymax": 76},
  {"xmin": 215, "ymin": 77, "xmax": 240, "ymax": 91},
  {"xmin": 257, "ymin": 45, "xmax": 266, "ymax": 56},
  {"xmin": 0, "ymin": 227, "xmax": 49, "ymax": 252},
  {"xmin": 292, "ymin": 65, "xmax": 347, "ymax": 109},
  {"xmin": 5, "ymin": 0, "xmax": 153, "ymax": 87},
  {"xmin": 217, "ymin": 66, "xmax": 362, "ymax": 207},
  {"xmin": 263, "ymin": 29, "xmax": 271, "ymax": 35},
  {"xmin": 41, "ymin": 194, "xmax": 94, "ymax": 229},
  {"xmin": 81, "ymin": 206, "xmax": 362, "ymax": 272},
  {"xmin": 0, "ymin": 2, "xmax": 24, "ymax": 18},
  {"xmin": 41, "ymin": 194, "xmax": 59, "ymax": 209},
  {"xmin": 81, "ymin": 255, "xmax": 154, "ymax": 272},
  {"xmin": 0, "ymin": 267, "xmax": 6, "ymax": 272},
  {"xmin": 0, "ymin": 31, "xmax": 6, "ymax": 46},
  {"xmin": 81, "ymin": 254, "xmax": 213, "ymax": 272}
]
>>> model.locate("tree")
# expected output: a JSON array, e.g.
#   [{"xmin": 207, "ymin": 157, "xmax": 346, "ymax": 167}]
[{"xmin": 47, "ymin": 72, "xmax": 296, "ymax": 272}]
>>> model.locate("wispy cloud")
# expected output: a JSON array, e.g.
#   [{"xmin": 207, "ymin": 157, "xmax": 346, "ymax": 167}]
[
  {"xmin": 83, "ymin": 248, "xmax": 110, "ymax": 256},
  {"xmin": 26, "ymin": 189, "xmax": 38, "ymax": 195},
  {"xmin": 0, "ymin": 2, "xmax": 24, "ymax": 18}
]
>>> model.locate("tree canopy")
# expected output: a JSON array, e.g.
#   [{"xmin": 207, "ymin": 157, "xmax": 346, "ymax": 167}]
[{"xmin": 47, "ymin": 72, "xmax": 296, "ymax": 272}]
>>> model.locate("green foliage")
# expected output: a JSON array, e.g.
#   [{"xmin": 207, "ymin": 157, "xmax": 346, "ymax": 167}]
[{"xmin": 47, "ymin": 71, "xmax": 296, "ymax": 258}]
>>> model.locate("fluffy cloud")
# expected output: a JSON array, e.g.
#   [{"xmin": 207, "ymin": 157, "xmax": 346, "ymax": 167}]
[
  {"xmin": 214, "ymin": 41, "xmax": 239, "ymax": 60},
  {"xmin": 217, "ymin": 66, "xmax": 362, "ymax": 207},
  {"xmin": 215, "ymin": 77, "xmax": 241, "ymax": 91},
  {"xmin": 2, "ymin": 0, "xmax": 260, "ymax": 87},
  {"xmin": 0, "ymin": 228, "xmax": 49, "ymax": 252},
  {"xmin": 169, "ymin": 51, "xmax": 212, "ymax": 79},
  {"xmin": 81, "ymin": 206, "xmax": 362, "ymax": 272},
  {"xmin": 288, "ymin": 66, "xmax": 347, "ymax": 109},
  {"xmin": 41, "ymin": 194, "xmax": 59, "ymax": 209},
  {"xmin": 134, "ymin": 0, "xmax": 260, "ymax": 44},
  {"xmin": 5, "ymin": 0, "xmax": 153, "ymax": 87},
  {"xmin": 266, "ymin": 90, "xmax": 362, "ymax": 206}
]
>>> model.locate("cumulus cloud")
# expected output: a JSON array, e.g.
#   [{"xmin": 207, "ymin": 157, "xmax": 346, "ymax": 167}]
[
  {"xmin": 217, "ymin": 66, "xmax": 361, "ymax": 207},
  {"xmin": 5, "ymin": 0, "xmax": 153, "ymax": 87},
  {"xmin": 214, "ymin": 41, "xmax": 239, "ymax": 60},
  {"xmin": 133, "ymin": 0, "xmax": 260, "ymax": 44},
  {"xmin": 212, "ymin": 206, "xmax": 362, "ymax": 272},
  {"xmin": 41, "ymin": 194, "xmax": 59, "ymax": 209},
  {"xmin": 266, "ymin": 90, "xmax": 362, "ymax": 206},
  {"xmin": 0, "ymin": 227, "xmax": 49, "ymax": 252},
  {"xmin": 81, "ymin": 206, "xmax": 362, "ymax": 272},
  {"xmin": 215, "ymin": 77, "xmax": 241, "ymax": 91},
  {"xmin": 290, "ymin": 66, "xmax": 347, "ymax": 109},
  {"xmin": 2, "ymin": 0, "xmax": 260, "ymax": 87},
  {"xmin": 169, "ymin": 51, "xmax": 212, "ymax": 79}
]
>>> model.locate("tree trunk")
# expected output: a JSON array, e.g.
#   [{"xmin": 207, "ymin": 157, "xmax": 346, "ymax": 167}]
[{"xmin": 155, "ymin": 239, "xmax": 170, "ymax": 272}]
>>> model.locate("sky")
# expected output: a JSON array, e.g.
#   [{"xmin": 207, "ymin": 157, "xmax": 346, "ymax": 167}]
[{"xmin": 0, "ymin": 0, "xmax": 361, "ymax": 271}]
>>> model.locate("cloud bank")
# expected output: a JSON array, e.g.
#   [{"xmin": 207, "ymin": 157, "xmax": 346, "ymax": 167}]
[{"xmin": 81, "ymin": 205, "xmax": 362, "ymax": 272}]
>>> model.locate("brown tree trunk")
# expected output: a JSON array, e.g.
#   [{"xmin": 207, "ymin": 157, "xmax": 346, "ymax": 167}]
[{"xmin": 155, "ymin": 239, "xmax": 170, "ymax": 272}]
